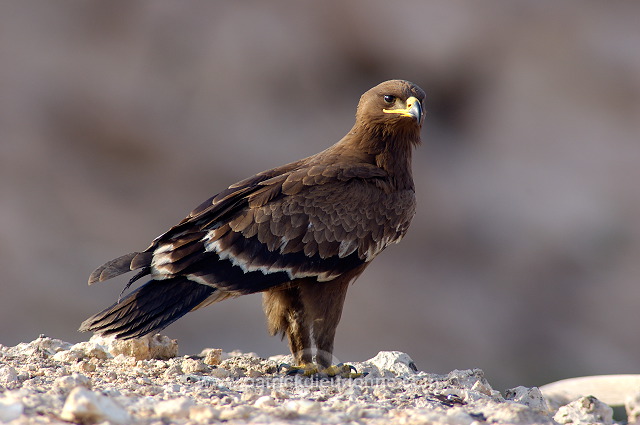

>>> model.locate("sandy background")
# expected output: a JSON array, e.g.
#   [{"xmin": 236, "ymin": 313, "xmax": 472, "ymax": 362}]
[{"xmin": 1, "ymin": 1, "xmax": 639, "ymax": 390}]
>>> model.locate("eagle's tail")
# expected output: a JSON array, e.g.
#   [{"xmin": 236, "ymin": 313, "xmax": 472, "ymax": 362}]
[{"xmin": 79, "ymin": 277, "xmax": 216, "ymax": 339}]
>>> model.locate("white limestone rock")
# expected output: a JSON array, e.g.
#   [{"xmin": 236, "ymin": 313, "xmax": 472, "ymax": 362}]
[
  {"xmin": 52, "ymin": 373, "xmax": 92, "ymax": 395},
  {"xmin": 60, "ymin": 387, "xmax": 130, "ymax": 424},
  {"xmin": 363, "ymin": 351, "xmax": 418, "ymax": 377},
  {"xmin": 189, "ymin": 404, "xmax": 221, "ymax": 422},
  {"xmin": 90, "ymin": 334, "xmax": 178, "ymax": 360},
  {"xmin": 554, "ymin": 396, "xmax": 613, "ymax": 425},
  {"xmin": 182, "ymin": 358, "xmax": 208, "ymax": 374},
  {"xmin": 505, "ymin": 386, "xmax": 550, "ymax": 412},
  {"xmin": 155, "ymin": 397, "xmax": 194, "ymax": 420},
  {"xmin": 0, "ymin": 365, "xmax": 19, "ymax": 385},
  {"xmin": 10, "ymin": 336, "xmax": 71, "ymax": 357},
  {"xmin": 0, "ymin": 395, "xmax": 23, "ymax": 422},
  {"xmin": 625, "ymin": 392, "xmax": 640, "ymax": 423}
]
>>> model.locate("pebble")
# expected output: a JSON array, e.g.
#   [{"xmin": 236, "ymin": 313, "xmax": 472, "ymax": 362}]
[
  {"xmin": 190, "ymin": 404, "xmax": 221, "ymax": 421},
  {"xmin": 155, "ymin": 397, "xmax": 194, "ymax": 419},
  {"xmin": 554, "ymin": 396, "xmax": 613, "ymax": 425},
  {"xmin": 52, "ymin": 373, "xmax": 92, "ymax": 394},
  {"xmin": 60, "ymin": 387, "xmax": 130, "ymax": 424},
  {"xmin": 254, "ymin": 395, "xmax": 277, "ymax": 408},
  {"xmin": 163, "ymin": 364, "xmax": 183, "ymax": 377},
  {"xmin": 70, "ymin": 340, "xmax": 111, "ymax": 359},
  {"xmin": 0, "ymin": 365, "xmax": 19, "ymax": 385},
  {"xmin": 209, "ymin": 366, "xmax": 231, "ymax": 378},
  {"xmin": 486, "ymin": 402, "xmax": 553, "ymax": 424},
  {"xmin": 366, "ymin": 351, "xmax": 418, "ymax": 376},
  {"xmin": 10, "ymin": 336, "xmax": 71, "ymax": 357},
  {"xmin": 201, "ymin": 348, "xmax": 223, "ymax": 365},
  {"xmin": 94, "ymin": 334, "xmax": 178, "ymax": 360},
  {"xmin": 0, "ymin": 395, "xmax": 23, "ymax": 422},
  {"xmin": 77, "ymin": 359, "xmax": 97, "ymax": 373},
  {"xmin": 219, "ymin": 405, "xmax": 255, "ymax": 420},
  {"xmin": 505, "ymin": 386, "xmax": 550, "ymax": 411},
  {"xmin": 52, "ymin": 349, "xmax": 84, "ymax": 363},
  {"xmin": 182, "ymin": 358, "xmax": 208, "ymax": 374},
  {"xmin": 626, "ymin": 392, "xmax": 640, "ymax": 423}
]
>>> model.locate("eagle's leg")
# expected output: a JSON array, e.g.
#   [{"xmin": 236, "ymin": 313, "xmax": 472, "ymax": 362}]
[
  {"xmin": 265, "ymin": 276, "xmax": 363, "ymax": 378},
  {"xmin": 263, "ymin": 286, "xmax": 313, "ymax": 365},
  {"xmin": 299, "ymin": 277, "xmax": 350, "ymax": 368},
  {"xmin": 296, "ymin": 277, "xmax": 362, "ymax": 378}
]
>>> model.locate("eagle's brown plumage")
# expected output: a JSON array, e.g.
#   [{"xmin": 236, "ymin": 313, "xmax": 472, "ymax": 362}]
[{"xmin": 80, "ymin": 80, "xmax": 426, "ymax": 367}]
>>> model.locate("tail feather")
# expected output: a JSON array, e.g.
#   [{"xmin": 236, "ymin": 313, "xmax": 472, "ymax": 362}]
[
  {"xmin": 79, "ymin": 277, "xmax": 216, "ymax": 339},
  {"xmin": 88, "ymin": 252, "xmax": 153, "ymax": 285}
]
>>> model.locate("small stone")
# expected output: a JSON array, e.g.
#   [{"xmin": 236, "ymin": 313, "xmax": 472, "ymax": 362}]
[
  {"xmin": 71, "ymin": 340, "xmax": 111, "ymax": 359},
  {"xmin": 52, "ymin": 349, "xmax": 84, "ymax": 363},
  {"xmin": 163, "ymin": 364, "xmax": 183, "ymax": 377},
  {"xmin": 296, "ymin": 399, "xmax": 321, "ymax": 415},
  {"xmin": 554, "ymin": 396, "xmax": 613, "ymax": 425},
  {"xmin": 361, "ymin": 407, "xmax": 386, "ymax": 418},
  {"xmin": 241, "ymin": 389, "xmax": 259, "ymax": 402},
  {"xmin": 247, "ymin": 368, "xmax": 263, "ymax": 378},
  {"xmin": 346, "ymin": 404, "xmax": 362, "ymax": 419},
  {"xmin": 77, "ymin": 360, "xmax": 97, "ymax": 373},
  {"xmin": 344, "ymin": 385, "xmax": 362, "ymax": 398},
  {"xmin": 0, "ymin": 396, "xmax": 23, "ymax": 422},
  {"xmin": 163, "ymin": 383, "xmax": 182, "ymax": 393},
  {"xmin": 254, "ymin": 395, "xmax": 276, "ymax": 408},
  {"xmin": 487, "ymin": 402, "xmax": 551, "ymax": 424},
  {"xmin": 190, "ymin": 405, "xmax": 220, "ymax": 422},
  {"xmin": 282, "ymin": 400, "xmax": 319, "ymax": 418},
  {"xmin": 626, "ymin": 392, "xmax": 640, "ymax": 423},
  {"xmin": 272, "ymin": 389, "xmax": 289, "ymax": 400},
  {"xmin": 97, "ymin": 334, "xmax": 178, "ymax": 360},
  {"xmin": 155, "ymin": 397, "xmax": 194, "ymax": 420},
  {"xmin": 219, "ymin": 405, "xmax": 255, "ymax": 420},
  {"xmin": 182, "ymin": 358, "xmax": 208, "ymax": 374},
  {"xmin": 60, "ymin": 387, "xmax": 130, "ymax": 424},
  {"xmin": 104, "ymin": 371, "xmax": 117, "ymax": 382},
  {"xmin": 13, "ymin": 336, "xmax": 72, "ymax": 357},
  {"xmin": 367, "ymin": 351, "xmax": 418, "ymax": 376},
  {"xmin": 202, "ymin": 348, "xmax": 223, "ymax": 365},
  {"xmin": 53, "ymin": 373, "xmax": 92, "ymax": 394},
  {"xmin": 505, "ymin": 386, "xmax": 549, "ymax": 411},
  {"xmin": 471, "ymin": 380, "xmax": 494, "ymax": 397},
  {"xmin": 209, "ymin": 367, "xmax": 231, "ymax": 379},
  {"xmin": 446, "ymin": 408, "xmax": 478, "ymax": 425},
  {"xmin": 0, "ymin": 365, "xmax": 19, "ymax": 385}
]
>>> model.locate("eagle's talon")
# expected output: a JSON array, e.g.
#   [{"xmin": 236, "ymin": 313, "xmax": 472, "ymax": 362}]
[
  {"xmin": 279, "ymin": 363, "xmax": 320, "ymax": 377},
  {"xmin": 331, "ymin": 363, "xmax": 362, "ymax": 379}
]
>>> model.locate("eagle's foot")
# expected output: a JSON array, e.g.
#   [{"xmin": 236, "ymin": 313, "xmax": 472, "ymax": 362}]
[{"xmin": 278, "ymin": 362, "xmax": 362, "ymax": 379}]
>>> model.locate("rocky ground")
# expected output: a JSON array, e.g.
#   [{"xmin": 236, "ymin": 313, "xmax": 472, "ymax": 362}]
[{"xmin": 0, "ymin": 335, "xmax": 629, "ymax": 424}]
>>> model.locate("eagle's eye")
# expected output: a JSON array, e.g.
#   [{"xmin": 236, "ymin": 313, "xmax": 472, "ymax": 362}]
[{"xmin": 383, "ymin": 95, "xmax": 395, "ymax": 104}]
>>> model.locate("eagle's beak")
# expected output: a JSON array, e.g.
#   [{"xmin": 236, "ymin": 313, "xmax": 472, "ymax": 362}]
[{"xmin": 383, "ymin": 96, "xmax": 423, "ymax": 124}]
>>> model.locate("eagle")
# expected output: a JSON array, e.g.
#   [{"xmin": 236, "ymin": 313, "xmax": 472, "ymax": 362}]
[{"xmin": 80, "ymin": 80, "xmax": 426, "ymax": 370}]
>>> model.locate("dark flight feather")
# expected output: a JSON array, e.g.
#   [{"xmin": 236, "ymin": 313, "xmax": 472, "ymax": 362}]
[{"xmin": 79, "ymin": 277, "xmax": 216, "ymax": 339}]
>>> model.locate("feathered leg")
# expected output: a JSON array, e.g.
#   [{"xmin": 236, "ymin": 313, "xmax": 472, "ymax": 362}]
[
  {"xmin": 263, "ymin": 285, "xmax": 313, "ymax": 365},
  {"xmin": 299, "ymin": 277, "xmax": 351, "ymax": 368}
]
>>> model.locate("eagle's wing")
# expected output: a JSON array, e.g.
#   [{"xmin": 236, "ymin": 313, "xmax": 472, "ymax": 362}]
[{"xmin": 89, "ymin": 160, "xmax": 414, "ymax": 299}]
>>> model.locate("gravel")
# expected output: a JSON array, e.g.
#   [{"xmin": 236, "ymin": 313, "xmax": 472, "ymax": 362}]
[{"xmin": 0, "ymin": 335, "xmax": 630, "ymax": 424}]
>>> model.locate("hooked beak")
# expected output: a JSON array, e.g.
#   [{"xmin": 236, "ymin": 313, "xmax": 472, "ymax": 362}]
[{"xmin": 383, "ymin": 96, "xmax": 423, "ymax": 124}]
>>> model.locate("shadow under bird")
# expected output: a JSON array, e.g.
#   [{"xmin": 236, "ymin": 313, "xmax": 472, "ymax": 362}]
[{"xmin": 80, "ymin": 79, "xmax": 426, "ymax": 371}]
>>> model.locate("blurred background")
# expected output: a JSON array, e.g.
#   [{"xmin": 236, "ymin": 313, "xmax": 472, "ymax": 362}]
[{"xmin": 1, "ymin": 1, "xmax": 639, "ymax": 390}]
